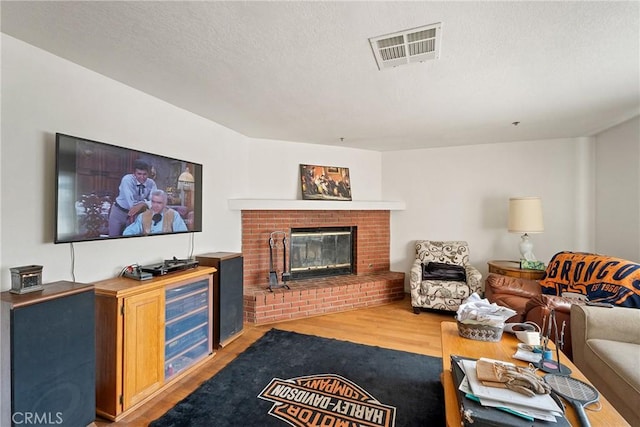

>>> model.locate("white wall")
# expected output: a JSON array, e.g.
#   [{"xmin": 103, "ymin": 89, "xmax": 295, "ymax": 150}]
[
  {"xmin": 0, "ymin": 30, "xmax": 4, "ymax": 427},
  {"xmin": 595, "ymin": 116, "xmax": 640, "ymax": 261},
  {"xmin": 0, "ymin": 34, "xmax": 383, "ymax": 425},
  {"xmin": 241, "ymin": 137, "xmax": 382, "ymax": 201},
  {"xmin": 0, "ymin": 34, "xmax": 382, "ymax": 287},
  {"xmin": 1, "ymin": 34, "xmax": 239, "ymax": 285},
  {"xmin": 382, "ymin": 137, "xmax": 597, "ymax": 290}
]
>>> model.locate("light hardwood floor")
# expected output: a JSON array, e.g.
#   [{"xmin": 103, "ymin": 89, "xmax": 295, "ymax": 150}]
[{"xmin": 96, "ymin": 297, "xmax": 454, "ymax": 426}]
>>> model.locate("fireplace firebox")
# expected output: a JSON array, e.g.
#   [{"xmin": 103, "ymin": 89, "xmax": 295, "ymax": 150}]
[{"xmin": 289, "ymin": 227, "xmax": 355, "ymax": 280}]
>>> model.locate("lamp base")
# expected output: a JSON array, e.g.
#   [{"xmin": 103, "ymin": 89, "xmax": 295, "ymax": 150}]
[{"xmin": 519, "ymin": 233, "xmax": 537, "ymax": 261}]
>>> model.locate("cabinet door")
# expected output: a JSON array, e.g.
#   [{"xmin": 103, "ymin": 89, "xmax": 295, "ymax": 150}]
[{"xmin": 122, "ymin": 289, "xmax": 165, "ymax": 409}]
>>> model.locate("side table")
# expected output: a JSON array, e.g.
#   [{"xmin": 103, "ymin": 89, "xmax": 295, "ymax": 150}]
[{"xmin": 487, "ymin": 260, "xmax": 545, "ymax": 280}]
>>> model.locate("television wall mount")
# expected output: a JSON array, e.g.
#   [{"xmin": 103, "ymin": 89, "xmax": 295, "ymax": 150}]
[{"xmin": 268, "ymin": 231, "xmax": 290, "ymax": 291}]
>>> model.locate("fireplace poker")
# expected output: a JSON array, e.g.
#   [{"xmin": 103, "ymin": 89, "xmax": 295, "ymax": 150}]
[
  {"xmin": 282, "ymin": 234, "xmax": 291, "ymax": 283},
  {"xmin": 268, "ymin": 231, "xmax": 289, "ymax": 291},
  {"xmin": 268, "ymin": 235, "xmax": 278, "ymax": 289}
]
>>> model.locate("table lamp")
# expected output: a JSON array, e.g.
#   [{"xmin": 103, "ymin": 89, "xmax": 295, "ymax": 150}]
[{"xmin": 508, "ymin": 197, "xmax": 544, "ymax": 262}]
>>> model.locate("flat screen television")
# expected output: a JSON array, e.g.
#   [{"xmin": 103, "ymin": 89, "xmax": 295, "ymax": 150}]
[{"xmin": 55, "ymin": 133, "xmax": 203, "ymax": 243}]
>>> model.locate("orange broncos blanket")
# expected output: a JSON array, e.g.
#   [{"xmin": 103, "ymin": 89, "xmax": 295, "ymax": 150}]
[{"xmin": 540, "ymin": 251, "xmax": 640, "ymax": 308}]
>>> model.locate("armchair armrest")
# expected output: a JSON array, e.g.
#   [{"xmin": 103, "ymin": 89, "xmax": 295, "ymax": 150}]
[
  {"xmin": 464, "ymin": 264, "xmax": 482, "ymax": 294},
  {"xmin": 409, "ymin": 258, "xmax": 422, "ymax": 289}
]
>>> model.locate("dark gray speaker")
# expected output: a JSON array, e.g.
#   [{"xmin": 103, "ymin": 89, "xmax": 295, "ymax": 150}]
[
  {"xmin": 2, "ymin": 282, "xmax": 95, "ymax": 427},
  {"xmin": 196, "ymin": 252, "xmax": 244, "ymax": 348}
]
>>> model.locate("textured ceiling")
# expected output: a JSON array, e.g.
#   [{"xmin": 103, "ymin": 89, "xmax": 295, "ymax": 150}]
[{"xmin": 2, "ymin": 1, "xmax": 639, "ymax": 151}]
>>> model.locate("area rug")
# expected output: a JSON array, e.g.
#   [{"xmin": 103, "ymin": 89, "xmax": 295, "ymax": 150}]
[{"xmin": 150, "ymin": 329, "xmax": 445, "ymax": 427}]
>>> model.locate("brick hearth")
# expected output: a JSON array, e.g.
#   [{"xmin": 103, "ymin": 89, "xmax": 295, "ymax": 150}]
[
  {"xmin": 244, "ymin": 272, "xmax": 405, "ymax": 324},
  {"xmin": 241, "ymin": 210, "xmax": 405, "ymax": 324}
]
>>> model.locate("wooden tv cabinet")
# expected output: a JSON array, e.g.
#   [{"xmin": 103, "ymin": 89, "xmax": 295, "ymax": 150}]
[{"xmin": 93, "ymin": 266, "xmax": 216, "ymax": 421}]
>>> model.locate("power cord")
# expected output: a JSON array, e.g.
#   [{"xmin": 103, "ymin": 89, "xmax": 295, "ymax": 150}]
[
  {"xmin": 70, "ymin": 242, "xmax": 76, "ymax": 282},
  {"xmin": 188, "ymin": 232, "xmax": 195, "ymax": 259}
]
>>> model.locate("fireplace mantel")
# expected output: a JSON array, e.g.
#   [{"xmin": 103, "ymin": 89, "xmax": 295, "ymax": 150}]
[{"xmin": 228, "ymin": 199, "xmax": 405, "ymax": 211}]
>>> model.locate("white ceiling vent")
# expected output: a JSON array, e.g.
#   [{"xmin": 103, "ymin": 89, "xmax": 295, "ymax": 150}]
[{"xmin": 369, "ymin": 23, "xmax": 442, "ymax": 70}]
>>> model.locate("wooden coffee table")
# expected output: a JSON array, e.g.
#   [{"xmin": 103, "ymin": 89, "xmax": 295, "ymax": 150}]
[{"xmin": 440, "ymin": 321, "xmax": 629, "ymax": 426}]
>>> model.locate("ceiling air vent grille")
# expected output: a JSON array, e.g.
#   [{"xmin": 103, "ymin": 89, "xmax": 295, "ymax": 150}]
[{"xmin": 369, "ymin": 23, "xmax": 441, "ymax": 70}]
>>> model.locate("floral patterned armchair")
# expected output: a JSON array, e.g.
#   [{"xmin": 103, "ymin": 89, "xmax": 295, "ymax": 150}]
[{"xmin": 410, "ymin": 240, "xmax": 482, "ymax": 313}]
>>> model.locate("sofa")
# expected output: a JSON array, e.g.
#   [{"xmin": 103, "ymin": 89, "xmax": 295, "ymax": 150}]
[
  {"xmin": 485, "ymin": 251, "xmax": 640, "ymax": 360},
  {"xmin": 571, "ymin": 304, "xmax": 640, "ymax": 426}
]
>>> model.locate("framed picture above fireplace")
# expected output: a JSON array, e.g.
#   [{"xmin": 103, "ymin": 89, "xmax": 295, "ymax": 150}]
[{"xmin": 300, "ymin": 164, "xmax": 352, "ymax": 201}]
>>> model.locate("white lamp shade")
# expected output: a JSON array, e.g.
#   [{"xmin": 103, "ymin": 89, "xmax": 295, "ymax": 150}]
[{"xmin": 508, "ymin": 197, "xmax": 544, "ymax": 234}]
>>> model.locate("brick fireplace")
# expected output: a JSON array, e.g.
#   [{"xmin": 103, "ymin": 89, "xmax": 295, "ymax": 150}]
[{"xmin": 241, "ymin": 210, "xmax": 405, "ymax": 324}]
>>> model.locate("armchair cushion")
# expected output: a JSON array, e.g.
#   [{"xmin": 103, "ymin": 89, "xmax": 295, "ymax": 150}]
[
  {"xmin": 541, "ymin": 251, "xmax": 640, "ymax": 308},
  {"xmin": 422, "ymin": 262, "xmax": 467, "ymax": 281}
]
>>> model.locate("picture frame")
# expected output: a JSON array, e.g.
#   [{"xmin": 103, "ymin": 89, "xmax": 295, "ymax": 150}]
[{"xmin": 300, "ymin": 164, "xmax": 352, "ymax": 201}]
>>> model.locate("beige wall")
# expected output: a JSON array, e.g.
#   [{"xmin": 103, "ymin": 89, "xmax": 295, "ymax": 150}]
[
  {"xmin": 383, "ymin": 117, "xmax": 640, "ymax": 291},
  {"xmin": 595, "ymin": 116, "xmax": 640, "ymax": 261},
  {"xmin": 382, "ymin": 138, "xmax": 598, "ymax": 291},
  {"xmin": 0, "ymin": 34, "xmax": 383, "ymax": 424},
  {"xmin": 0, "ymin": 34, "xmax": 383, "ymax": 287}
]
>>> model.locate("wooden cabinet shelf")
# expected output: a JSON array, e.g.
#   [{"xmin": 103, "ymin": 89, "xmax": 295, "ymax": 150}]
[{"xmin": 93, "ymin": 267, "xmax": 216, "ymax": 421}]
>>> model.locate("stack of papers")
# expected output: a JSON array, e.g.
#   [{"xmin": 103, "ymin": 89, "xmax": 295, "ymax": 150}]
[
  {"xmin": 456, "ymin": 293, "xmax": 518, "ymax": 327},
  {"xmin": 457, "ymin": 358, "xmax": 564, "ymax": 422}
]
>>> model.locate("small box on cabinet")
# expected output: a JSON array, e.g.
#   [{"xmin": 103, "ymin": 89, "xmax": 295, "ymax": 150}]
[{"xmin": 10, "ymin": 265, "xmax": 43, "ymax": 294}]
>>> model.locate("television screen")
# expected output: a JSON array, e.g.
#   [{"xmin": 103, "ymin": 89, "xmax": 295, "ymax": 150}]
[{"xmin": 55, "ymin": 133, "xmax": 203, "ymax": 243}]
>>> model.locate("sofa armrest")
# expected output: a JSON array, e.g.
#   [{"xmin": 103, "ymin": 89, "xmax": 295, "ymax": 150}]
[
  {"xmin": 525, "ymin": 295, "xmax": 581, "ymax": 359},
  {"xmin": 484, "ymin": 274, "xmax": 541, "ymax": 323},
  {"xmin": 525, "ymin": 294, "xmax": 576, "ymax": 315},
  {"xmin": 571, "ymin": 304, "xmax": 640, "ymax": 370},
  {"xmin": 484, "ymin": 273, "xmax": 541, "ymax": 300},
  {"xmin": 571, "ymin": 304, "xmax": 640, "ymax": 346}
]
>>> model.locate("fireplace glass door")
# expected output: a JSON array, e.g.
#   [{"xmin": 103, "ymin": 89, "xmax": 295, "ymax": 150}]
[{"xmin": 289, "ymin": 227, "xmax": 354, "ymax": 280}]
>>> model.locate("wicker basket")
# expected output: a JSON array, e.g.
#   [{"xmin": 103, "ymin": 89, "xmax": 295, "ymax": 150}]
[{"xmin": 456, "ymin": 320, "xmax": 504, "ymax": 342}]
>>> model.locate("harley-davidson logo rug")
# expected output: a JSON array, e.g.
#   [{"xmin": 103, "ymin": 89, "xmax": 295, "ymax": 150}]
[{"xmin": 258, "ymin": 373, "xmax": 396, "ymax": 427}]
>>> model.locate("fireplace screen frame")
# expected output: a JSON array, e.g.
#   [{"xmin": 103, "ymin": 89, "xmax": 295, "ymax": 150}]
[{"xmin": 289, "ymin": 226, "xmax": 355, "ymax": 280}]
